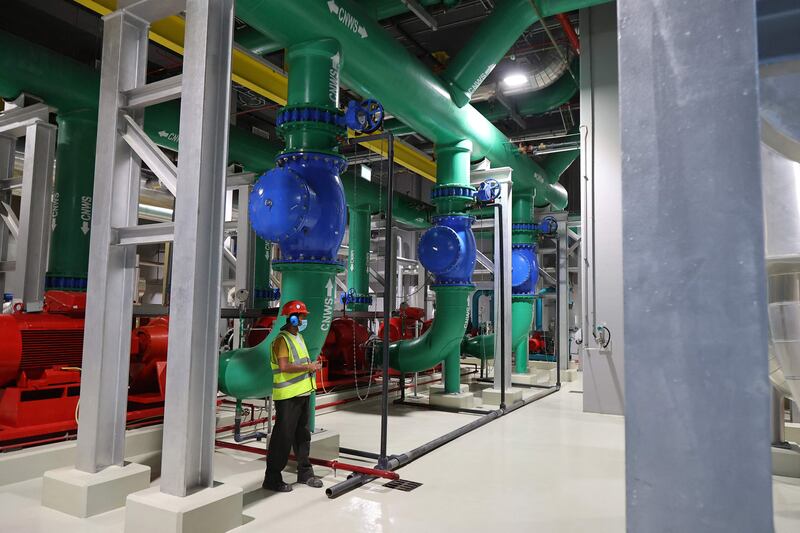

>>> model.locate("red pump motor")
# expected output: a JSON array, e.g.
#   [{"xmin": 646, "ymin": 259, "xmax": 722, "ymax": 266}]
[
  {"xmin": 529, "ymin": 332, "xmax": 546, "ymax": 354},
  {"xmin": 321, "ymin": 317, "xmax": 371, "ymax": 378},
  {"xmin": 378, "ymin": 306, "xmax": 426, "ymax": 341}
]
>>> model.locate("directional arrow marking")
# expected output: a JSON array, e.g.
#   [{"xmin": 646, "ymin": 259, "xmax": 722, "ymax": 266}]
[
  {"xmin": 81, "ymin": 221, "xmax": 90, "ymax": 235},
  {"xmin": 328, "ymin": 0, "xmax": 338, "ymax": 14},
  {"xmin": 358, "ymin": 26, "xmax": 368, "ymax": 39}
]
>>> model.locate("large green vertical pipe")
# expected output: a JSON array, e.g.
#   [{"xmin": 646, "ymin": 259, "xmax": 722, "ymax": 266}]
[
  {"xmin": 441, "ymin": 0, "xmax": 609, "ymax": 107},
  {"xmin": 45, "ymin": 109, "xmax": 97, "ymax": 290},
  {"xmin": 515, "ymin": 337, "xmax": 529, "ymax": 373},
  {"xmin": 347, "ymin": 207, "xmax": 371, "ymax": 311}
]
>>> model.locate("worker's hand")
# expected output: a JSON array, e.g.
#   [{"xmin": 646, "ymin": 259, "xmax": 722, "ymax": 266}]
[{"xmin": 309, "ymin": 361, "xmax": 323, "ymax": 372}]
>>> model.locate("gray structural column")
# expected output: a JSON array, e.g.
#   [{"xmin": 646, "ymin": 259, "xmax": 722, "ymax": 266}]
[
  {"xmin": 618, "ymin": 1, "xmax": 774, "ymax": 531},
  {"xmin": 0, "ymin": 134, "xmax": 14, "ymax": 292},
  {"xmin": 159, "ymin": 0, "xmax": 234, "ymax": 497},
  {"xmin": 14, "ymin": 122, "xmax": 57, "ymax": 311},
  {"xmin": 75, "ymin": 10, "xmax": 147, "ymax": 473}
]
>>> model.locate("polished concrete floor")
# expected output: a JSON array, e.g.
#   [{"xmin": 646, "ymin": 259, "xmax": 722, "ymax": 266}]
[{"xmin": 1, "ymin": 376, "xmax": 799, "ymax": 532}]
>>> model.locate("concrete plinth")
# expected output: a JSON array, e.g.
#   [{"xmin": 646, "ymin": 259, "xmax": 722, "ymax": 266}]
[
  {"xmin": 511, "ymin": 373, "xmax": 538, "ymax": 386},
  {"xmin": 42, "ymin": 463, "xmax": 150, "ymax": 517},
  {"xmin": 307, "ymin": 429, "xmax": 340, "ymax": 461},
  {"xmin": 481, "ymin": 387, "xmax": 523, "ymax": 406},
  {"xmin": 428, "ymin": 384, "xmax": 475, "ymax": 409},
  {"xmin": 125, "ymin": 484, "xmax": 243, "ymax": 533},
  {"xmin": 772, "ymin": 443, "xmax": 800, "ymax": 478}
]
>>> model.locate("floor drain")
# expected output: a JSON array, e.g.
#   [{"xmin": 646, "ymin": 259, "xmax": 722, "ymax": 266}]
[
  {"xmin": 383, "ymin": 479, "xmax": 423, "ymax": 492},
  {"xmin": 570, "ymin": 390, "xmax": 584, "ymax": 394}
]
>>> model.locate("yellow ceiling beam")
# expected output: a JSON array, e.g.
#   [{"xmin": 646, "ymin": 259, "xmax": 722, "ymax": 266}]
[{"xmin": 73, "ymin": 0, "xmax": 437, "ymax": 180}]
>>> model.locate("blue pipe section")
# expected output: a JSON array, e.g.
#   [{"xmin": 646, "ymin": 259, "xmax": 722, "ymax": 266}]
[
  {"xmin": 249, "ymin": 152, "xmax": 347, "ymax": 264},
  {"xmin": 418, "ymin": 214, "xmax": 477, "ymax": 286}
]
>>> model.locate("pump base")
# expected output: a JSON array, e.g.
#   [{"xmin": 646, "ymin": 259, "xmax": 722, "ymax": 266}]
[
  {"xmin": 481, "ymin": 388, "xmax": 524, "ymax": 406},
  {"xmin": 42, "ymin": 463, "xmax": 151, "ymax": 517},
  {"xmin": 125, "ymin": 484, "xmax": 243, "ymax": 533}
]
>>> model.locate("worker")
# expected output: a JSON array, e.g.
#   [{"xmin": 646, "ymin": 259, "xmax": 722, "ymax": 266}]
[{"xmin": 262, "ymin": 300, "xmax": 324, "ymax": 492}]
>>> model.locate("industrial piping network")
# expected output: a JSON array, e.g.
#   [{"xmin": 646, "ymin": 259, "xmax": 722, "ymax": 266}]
[{"xmin": 0, "ymin": 0, "xmax": 595, "ymax": 451}]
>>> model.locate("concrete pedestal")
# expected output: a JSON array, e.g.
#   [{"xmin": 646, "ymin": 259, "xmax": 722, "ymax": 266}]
[
  {"xmin": 772, "ymin": 444, "xmax": 800, "ymax": 478},
  {"xmin": 428, "ymin": 384, "xmax": 475, "ymax": 409},
  {"xmin": 42, "ymin": 463, "xmax": 150, "ymax": 517},
  {"xmin": 125, "ymin": 484, "xmax": 243, "ymax": 533},
  {"xmin": 481, "ymin": 387, "xmax": 523, "ymax": 406},
  {"xmin": 511, "ymin": 373, "xmax": 538, "ymax": 386}
]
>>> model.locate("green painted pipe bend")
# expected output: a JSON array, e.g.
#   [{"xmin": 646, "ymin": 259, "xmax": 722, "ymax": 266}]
[
  {"xmin": 441, "ymin": 0, "xmax": 609, "ymax": 107},
  {"xmin": 219, "ymin": 265, "xmax": 339, "ymax": 399},
  {"xmin": 235, "ymin": 0, "xmax": 568, "ymax": 209},
  {"xmin": 461, "ymin": 298, "xmax": 534, "ymax": 362}
]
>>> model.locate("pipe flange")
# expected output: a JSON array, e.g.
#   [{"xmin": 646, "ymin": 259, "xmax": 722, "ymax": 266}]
[
  {"xmin": 275, "ymin": 152, "xmax": 347, "ymax": 174},
  {"xmin": 276, "ymin": 105, "xmax": 345, "ymax": 130},
  {"xmin": 45, "ymin": 275, "xmax": 88, "ymax": 291},
  {"xmin": 430, "ymin": 214, "xmax": 476, "ymax": 225},
  {"xmin": 430, "ymin": 184, "xmax": 476, "ymax": 200},
  {"xmin": 511, "ymin": 292, "xmax": 537, "ymax": 300},
  {"xmin": 512, "ymin": 223, "xmax": 536, "ymax": 232},
  {"xmin": 341, "ymin": 292, "xmax": 373, "ymax": 306},
  {"xmin": 254, "ymin": 287, "xmax": 281, "ymax": 302},
  {"xmin": 512, "ymin": 243, "xmax": 537, "ymax": 250}
]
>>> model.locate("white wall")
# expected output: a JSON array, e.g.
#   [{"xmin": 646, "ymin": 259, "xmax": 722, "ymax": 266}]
[{"xmin": 579, "ymin": 3, "xmax": 625, "ymax": 415}]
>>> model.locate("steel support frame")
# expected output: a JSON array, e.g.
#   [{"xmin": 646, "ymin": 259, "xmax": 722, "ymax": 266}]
[
  {"xmin": 75, "ymin": 9, "xmax": 149, "ymax": 473},
  {"xmin": 471, "ymin": 167, "xmax": 513, "ymax": 391},
  {"xmin": 0, "ymin": 134, "xmax": 12, "ymax": 292},
  {"xmin": 0, "ymin": 105, "xmax": 56, "ymax": 310},
  {"xmin": 159, "ymin": 0, "xmax": 234, "ymax": 497},
  {"xmin": 618, "ymin": 0, "xmax": 773, "ymax": 530}
]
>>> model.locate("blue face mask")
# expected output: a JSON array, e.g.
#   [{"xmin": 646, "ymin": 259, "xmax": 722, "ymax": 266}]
[{"xmin": 298, "ymin": 319, "xmax": 308, "ymax": 332}]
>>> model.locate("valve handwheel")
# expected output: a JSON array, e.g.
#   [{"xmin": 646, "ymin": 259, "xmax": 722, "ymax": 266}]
[
  {"xmin": 345, "ymin": 99, "xmax": 385, "ymax": 134},
  {"xmin": 475, "ymin": 178, "xmax": 501, "ymax": 203}
]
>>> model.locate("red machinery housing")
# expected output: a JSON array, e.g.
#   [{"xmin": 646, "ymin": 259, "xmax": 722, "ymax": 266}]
[
  {"xmin": 529, "ymin": 332, "xmax": 546, "ymax": 354},
  {"xmin": 0, "ymin": 291, "xmax": 167, "ymax": 447}
]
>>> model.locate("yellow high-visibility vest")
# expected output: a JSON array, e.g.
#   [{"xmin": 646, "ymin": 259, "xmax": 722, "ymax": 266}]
[{"xmin": 270, "ymin": 330, "xmax": 315, "ymax": 400}]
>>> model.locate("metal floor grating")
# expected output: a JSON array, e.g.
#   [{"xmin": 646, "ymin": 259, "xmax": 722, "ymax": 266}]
[{"xmin": 383, "ymin": 479, "xmax": 423, "ymax": 492}]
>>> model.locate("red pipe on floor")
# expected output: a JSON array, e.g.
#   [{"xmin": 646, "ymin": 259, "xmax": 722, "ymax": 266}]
[
  {"xmin": 556, "ymin": 13, "xmax": 580, "ymax": 54},
  {"xmin": 214, "ymin": 440, "xmax": 400, "ymax": 480}
]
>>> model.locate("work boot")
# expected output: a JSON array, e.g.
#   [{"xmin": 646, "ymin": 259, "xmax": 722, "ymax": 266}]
[
  {"xmin": 301, "ymin": 476, "xmax": 323, "ymax": 488},
  {"xmin": 262, "ymin": 481, "xmax": 293, "ymax": 492}
]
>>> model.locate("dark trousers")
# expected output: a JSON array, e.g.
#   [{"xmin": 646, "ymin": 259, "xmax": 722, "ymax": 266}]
[{"xmin": 264, "ymin": 395, "xmax": 314, "ymax": 486}]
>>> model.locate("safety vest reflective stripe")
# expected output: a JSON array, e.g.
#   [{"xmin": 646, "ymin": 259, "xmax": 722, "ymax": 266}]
[{"xmin": 271, "ymin": 331, "xmax": 315, "ymax": 400}]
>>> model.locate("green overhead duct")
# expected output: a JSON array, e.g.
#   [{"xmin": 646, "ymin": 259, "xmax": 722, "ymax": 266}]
[
  {"xmin": 235, "ymin": 0, "xmax": 569, "ymax": 209},
  {"xmin": 441, "ymin": 0, "xmax": 609, "ymax": 107}
]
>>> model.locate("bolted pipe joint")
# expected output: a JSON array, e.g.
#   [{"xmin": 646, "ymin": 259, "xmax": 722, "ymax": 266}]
[
  {"xmin": 418, "ymin": 214, "xmax": 476, "ymax": 286},
  {"xmin": 249, "ymin": 152, "xmax": 347, "ymax": 265}
]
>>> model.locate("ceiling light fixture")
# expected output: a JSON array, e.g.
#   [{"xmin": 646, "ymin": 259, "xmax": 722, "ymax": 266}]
[{"xmin": 502, "ymin": 73, "xmax": 528, "ymax": 88}]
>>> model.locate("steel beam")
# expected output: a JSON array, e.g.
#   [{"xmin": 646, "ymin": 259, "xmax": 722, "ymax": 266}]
[
  {"xmin": 0, "ymin": 135, "xmax": 12, "ymax": 291},
  {"xmin": 13, "ymin": 122, "xmax": 57, "ymax": 311},
  {"xmin": 159, "ymin": 0, "xmax": 234, "ymax": 497},
  {"xmin": 75, "ymin": 9, "xmax": 148, "ymax": 473},
  {"xmin": 123, "ymin": 74, "xmax": 183, "ymax": 109},
  {"xmin": 618, "ymin": 0, "xmax": 773, "ymax": 530},
  {"xmin": 121, "ymin": 113, "xmax": 178, "ymax": 195}
]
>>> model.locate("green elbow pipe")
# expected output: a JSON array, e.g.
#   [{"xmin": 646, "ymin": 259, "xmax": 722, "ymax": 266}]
[
  {"xmin": 461, "ymin": 297, "xmax": 534, "ymax": 363},
  {"xmin": 340, "ymin": 172, "xmax": 431, "ymax": 229},
  {"xmin": 441, "ymin": 0, "xmax": 609, "ymax": 107},
  {"xmin": 235, "ymin": 0, "xmax": 568, "ymax": 209},
  {"xmin": 388, "ymin": 285, "xmax": 473, "ymax": 372},
  {"xmin": 234, "ymin": 26, "xmax": 283, "ymax": 56}
]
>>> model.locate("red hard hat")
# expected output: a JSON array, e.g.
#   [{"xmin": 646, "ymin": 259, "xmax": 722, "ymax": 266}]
[{"xmin": 281, "ymin": 300, "xmax": 309, "ymax": 316}]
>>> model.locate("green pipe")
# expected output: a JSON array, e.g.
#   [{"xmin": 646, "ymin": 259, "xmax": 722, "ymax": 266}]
[
  {"xmin": 515, "ymin": 336, "xmax": 529, "ymax": 374},
  {"xmin": 347, "ymin": 206, "xmax": 371, "ymax": 311},
  {"xmin": 441, "ymin": 0, "xmax": 609, "ymax": 107},
  {"xmin": 253, "ymin": 238, "xmax": 273, "ymax": 308},
  {"xmin": 235, "ymin": 0, "xmax": 568, "ymax": 208},
  {"xmin": 45, "ymin": 109, "xmax": 97, "ymax": 289},
  {"xmin": 341, "ymin": 172, "xmax": 431, "ymax": 229},
  {"xmin": 385, "ymin": 58, "xmax": 580, "ymax": 135},
  {"xmin": 233, "ymin": 0, "xmax": 453, "ymax": 56},
  {"xmin": 460, "ymin": 299, "xmax": 533, "ymax": 363},
  {"xmin": 384, "ymin": 140, "xmax": 475, "ymax": 393}
]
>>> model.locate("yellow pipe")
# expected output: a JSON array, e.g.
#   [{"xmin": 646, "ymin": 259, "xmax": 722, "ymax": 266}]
[{"xmin": 73, "ymin": 0, "xmax": 436, "ymax": 180}]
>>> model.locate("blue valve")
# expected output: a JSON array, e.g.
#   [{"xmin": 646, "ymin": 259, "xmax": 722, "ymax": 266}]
[
  {"xmin": 475, "ymin": 178, "xmax": 501, "ymax": 203},
  {"xmin": 344, "ymin": 99, "xmax": 385, "ymax": 134},
  {"xmin": 538, "ymin": 216, "xmax": 558, "ymax": 235}
]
